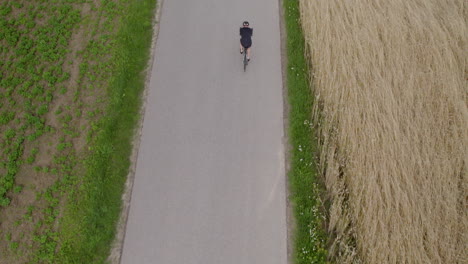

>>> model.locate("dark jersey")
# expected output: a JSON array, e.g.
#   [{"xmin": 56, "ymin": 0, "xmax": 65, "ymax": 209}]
[{"xmin": 240, "ymin": 27, "xmax": 253, "ymax": 48}]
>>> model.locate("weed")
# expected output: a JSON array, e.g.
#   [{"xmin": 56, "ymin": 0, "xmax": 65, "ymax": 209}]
[
  {"xmin": 0, "ymin": 197, "xmax": 11, "ymax": 206},
  {"xmin": 10, "ymin": 241, "xmax": 19, "ymax": 251},
  {"xmin": 13, "ymin": 185, "xmax": 23, "ymax": 193},
  {"xmin": 0, "ymin": 111, "xmax": 15, "ymax": 125}
]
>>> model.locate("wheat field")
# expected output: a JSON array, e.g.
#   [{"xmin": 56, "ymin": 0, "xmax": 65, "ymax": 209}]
[{"xmin": 298, "ymin": 0, "xmax": 467, "ymax": 263}]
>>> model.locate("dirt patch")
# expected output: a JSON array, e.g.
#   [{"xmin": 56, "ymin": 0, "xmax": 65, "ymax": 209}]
[{"xmin": 0, "ymin": 167, "xmax": 58, "ymax": 263}]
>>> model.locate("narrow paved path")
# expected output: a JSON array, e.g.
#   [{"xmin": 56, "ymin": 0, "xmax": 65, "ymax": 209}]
[{"xmin": 121, "ymin": 0, "xmax": 286, "ymax": 263}]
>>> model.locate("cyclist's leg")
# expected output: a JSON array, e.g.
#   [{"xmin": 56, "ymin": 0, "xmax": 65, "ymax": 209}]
[
  {"xmin": 240, "ymin": 43, "xmax": 244, "ymax": 54},
  {"xmin": 246, "ymin": 47, "xmax": 251, "ymax": 60}
]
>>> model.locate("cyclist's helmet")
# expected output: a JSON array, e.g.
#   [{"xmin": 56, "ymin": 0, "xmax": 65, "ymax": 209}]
[{"xmin": 243, "ymin": 21, "xmax": 249, "ymax": 27}]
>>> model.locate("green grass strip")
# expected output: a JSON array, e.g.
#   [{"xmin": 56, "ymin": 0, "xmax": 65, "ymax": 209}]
[
  {"xmin": 56, "ymin": 0, "xmax": 157, "ymax": 263},
  {"xmin": 283, "ymin": 0, "xmax": 329, "ymax": 263}
]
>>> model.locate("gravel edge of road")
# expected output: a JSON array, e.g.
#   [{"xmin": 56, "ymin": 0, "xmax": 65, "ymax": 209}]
[
  {"xmin": 278, "ymin": 0, "xmax": 294, "ymax": 263},
  {"xmin": 107, "ymin": 0, "xmax": 165, "ymax": 262}
]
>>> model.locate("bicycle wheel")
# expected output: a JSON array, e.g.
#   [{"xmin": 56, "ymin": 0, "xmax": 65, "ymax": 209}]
[{"xmin": 243, "ymin": 51, "xmax": 248, "ymax": 72}]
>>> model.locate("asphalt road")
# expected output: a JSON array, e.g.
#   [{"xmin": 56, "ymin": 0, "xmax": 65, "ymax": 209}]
[{"xmin": 120, "ymin": 0, "xmax": 286, "ymax": 263}]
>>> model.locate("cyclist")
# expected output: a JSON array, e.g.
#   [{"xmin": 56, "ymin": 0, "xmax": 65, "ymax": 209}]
[{"xmin": 240, "ymin": 21, "xmax": 253, "ymax": 61}]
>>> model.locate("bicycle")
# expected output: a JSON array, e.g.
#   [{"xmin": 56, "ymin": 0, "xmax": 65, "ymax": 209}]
[{"xmin": 242, "ymin": 46, "xmax": 248, "ymax": 72}]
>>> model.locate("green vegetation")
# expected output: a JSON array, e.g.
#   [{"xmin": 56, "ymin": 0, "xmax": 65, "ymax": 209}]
[
  {"xmin": 57, "ymin": 0, "xmax": 157, "ymax": 262},
  {"xmin": 0, "ymin": 1, "xmax": 81, "ymax": 237},
  {"xmin": 0, "ymin": 0, "xmax": 157, "ymax": 263},
  {"xmin": 283, "ymin": 0, "xmax": 329, "ymax": 263}
]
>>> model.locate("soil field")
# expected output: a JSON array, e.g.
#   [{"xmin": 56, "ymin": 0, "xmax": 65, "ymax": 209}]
[
  {"xmin": 0, "ymin": 0, "xmax": 156, "ymax": 263},
  {"xmin": 299, "ymin": 0, "xmax": 467, "ymax": 263}
]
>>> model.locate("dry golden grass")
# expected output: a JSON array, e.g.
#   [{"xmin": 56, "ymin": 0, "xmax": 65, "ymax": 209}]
[{"xmin": 298, "ymin": 0, "xmax": 467, "ymax": 263}]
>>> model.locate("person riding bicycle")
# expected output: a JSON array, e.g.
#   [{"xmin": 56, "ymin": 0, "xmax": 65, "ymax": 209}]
[{"xmin": 240, "ymin": 21, "xmax": 253, "ymax": 61}]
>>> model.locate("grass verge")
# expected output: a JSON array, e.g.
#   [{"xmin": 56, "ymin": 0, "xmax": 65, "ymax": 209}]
[
  {"xmin": 283, "ymin": 0, "xmax": 329, "ymax": 263},
  {"xmin": 56, "ymin": 0, "xmax": 157, "ymax": 263}
]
